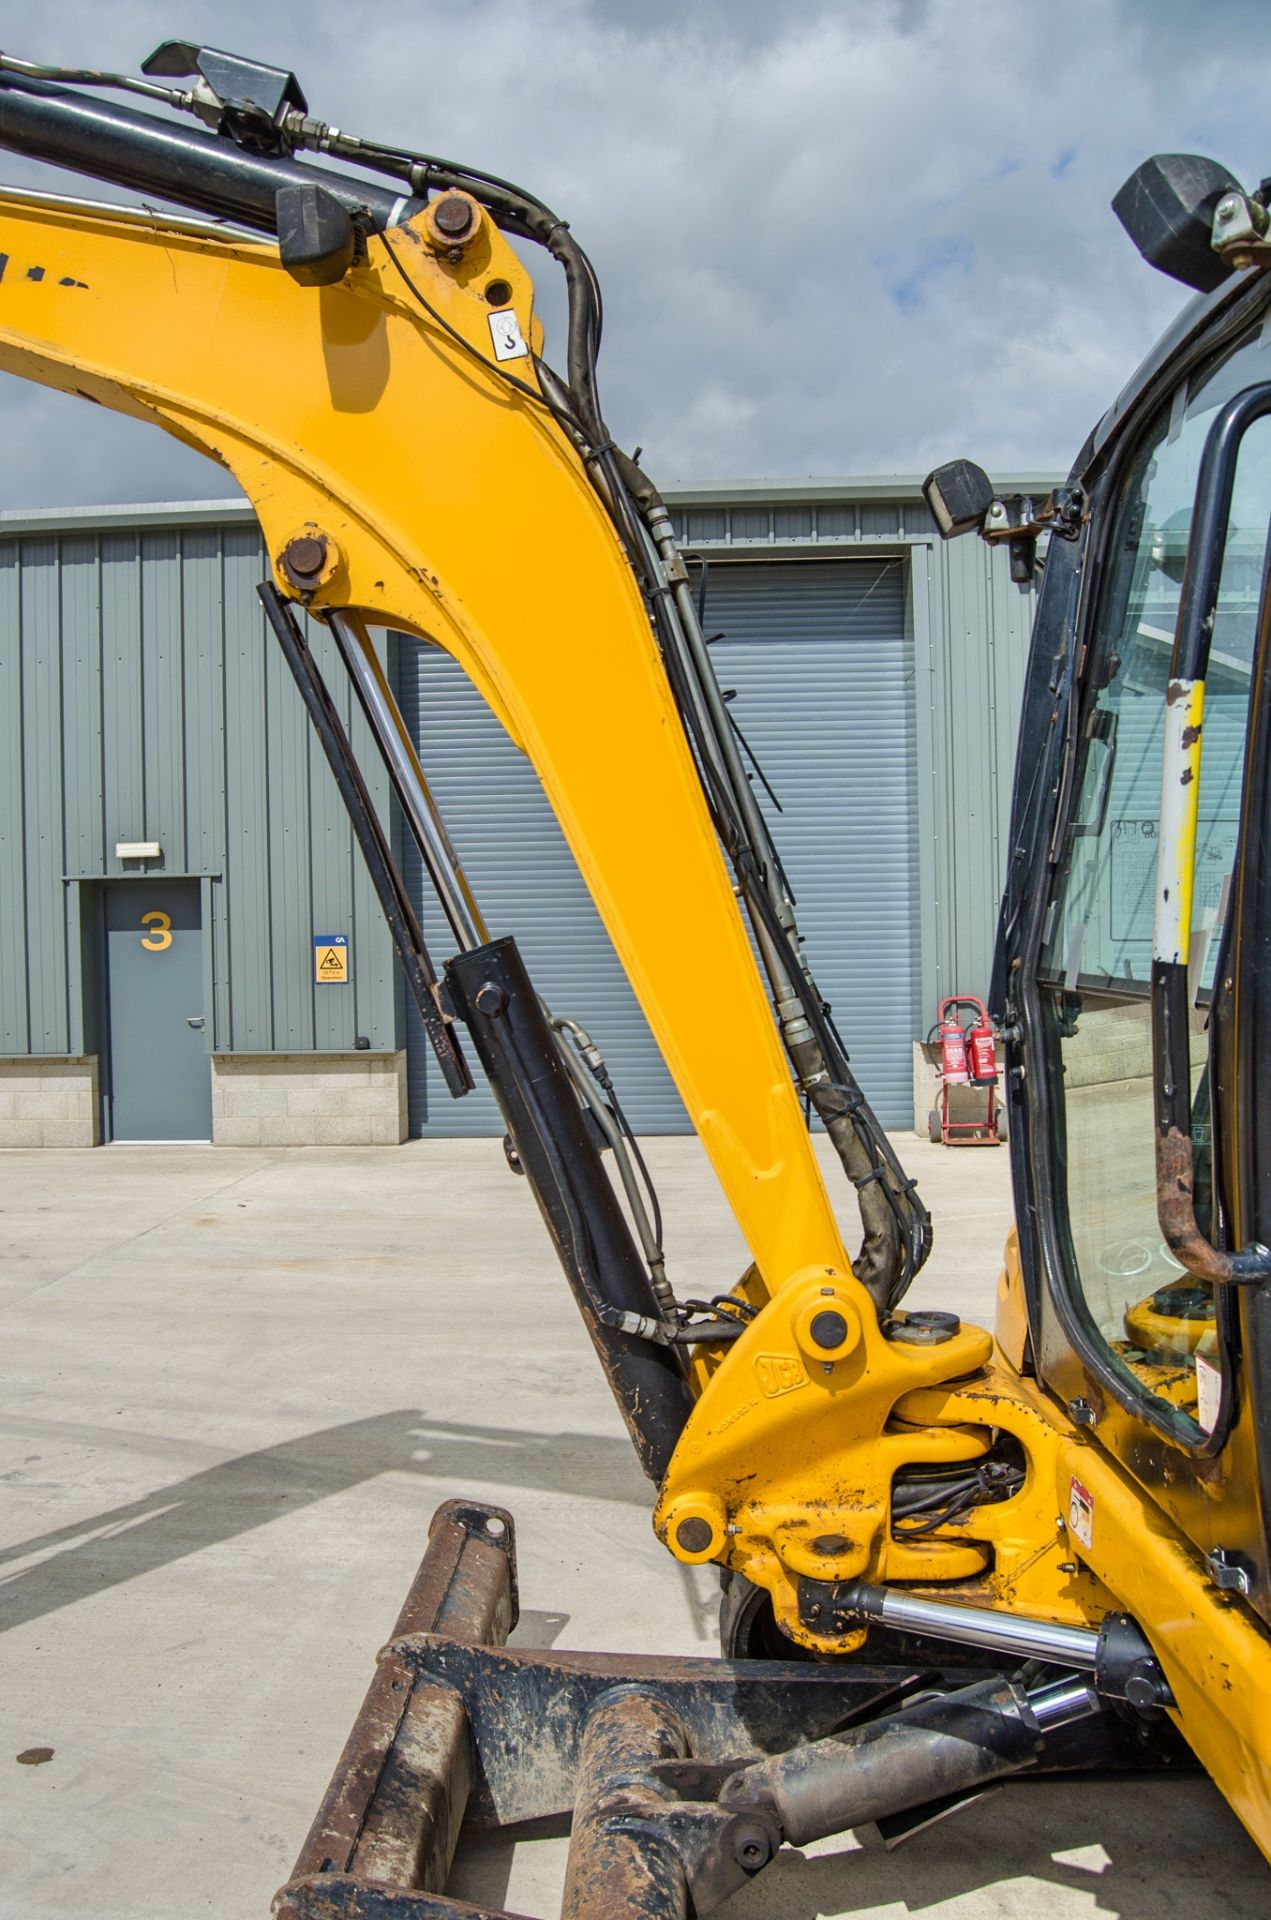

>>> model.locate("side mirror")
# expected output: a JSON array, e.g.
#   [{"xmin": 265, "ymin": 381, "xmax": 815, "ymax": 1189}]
[
  {"xmin": 922, "ymin": 460, "xmax": 995, "ymax": 540},
  {"xmin": 1112, "ymin": 154, "xmax": 1242, "ymax": 294}
]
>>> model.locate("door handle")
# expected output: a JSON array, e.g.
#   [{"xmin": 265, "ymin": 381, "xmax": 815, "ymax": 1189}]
[{"xmin": 187, "ymin": 1016, "xmax": 205, "ymax": 1029}]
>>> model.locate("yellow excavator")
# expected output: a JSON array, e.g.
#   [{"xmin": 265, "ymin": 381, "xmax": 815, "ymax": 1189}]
[{"xmin": 0, "ymin": 44, "xmax": 1269, "ymax": 1917}]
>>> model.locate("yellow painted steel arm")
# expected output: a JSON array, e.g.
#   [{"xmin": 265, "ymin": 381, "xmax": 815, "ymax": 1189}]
[
  {"xmin": 0, "ymin": 184, "xmax": 850, "ymax": 1296},
  {"xmin": 7, "ymin": 173, "xmax": 1271, "ymax": 1877}
]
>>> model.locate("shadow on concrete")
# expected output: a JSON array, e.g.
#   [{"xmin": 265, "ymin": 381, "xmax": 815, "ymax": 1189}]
[
  {"xmin": 452, "ymin": 1776, "xmax": 1261, "ymax": 1920},
  {"xmin": 722, "ymin": 1771, "xmax": 1265, "ymax": 1918},
  {"xmin": 0, "ymin": 1411, "xmax": 644, "ymax": 1634}
]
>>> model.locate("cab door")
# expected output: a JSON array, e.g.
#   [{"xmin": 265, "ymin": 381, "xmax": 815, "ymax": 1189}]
[{"xmin": 1007, "ymin": 313, "xmax": 1271, "ymax": 1617}]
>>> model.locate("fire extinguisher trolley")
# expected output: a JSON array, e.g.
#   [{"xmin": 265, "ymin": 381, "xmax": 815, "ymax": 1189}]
[{"xmin": 927, "ymin": 995, "xmax": 1003, "ymax": 1146}]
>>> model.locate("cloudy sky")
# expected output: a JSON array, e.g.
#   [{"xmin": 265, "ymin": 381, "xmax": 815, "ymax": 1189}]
[{"xmin": 0, "ymin": 0, "xmax": 1264, "ymax": 508}]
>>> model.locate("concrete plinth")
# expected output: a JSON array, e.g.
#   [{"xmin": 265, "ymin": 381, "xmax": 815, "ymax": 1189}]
[
  {"xmin": 0, "ymin": 1055, "xmax": 100, "ymax": 1147},
  {"xmin": 210, "ymin": 1050, "xmax": 408, "ymax": 1146}
]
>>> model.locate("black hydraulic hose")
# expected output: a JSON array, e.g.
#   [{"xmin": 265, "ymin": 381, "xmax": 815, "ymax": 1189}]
[
  {"xmin": 739, "ymin": 850, "xmax": 931, "ymax": 1303},
  {"xmin": 0, "ymin": 67, "xmax": 420, "ymax": 232},
  {"xmin": 606, "ymin": 1083, "xmax": 665, "ymax": 1253}
]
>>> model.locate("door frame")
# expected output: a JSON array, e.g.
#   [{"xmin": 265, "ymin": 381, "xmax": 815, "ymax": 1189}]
[{"xmin": 68, "ymin": 872, "xmax": 220, "ymax": 1144}]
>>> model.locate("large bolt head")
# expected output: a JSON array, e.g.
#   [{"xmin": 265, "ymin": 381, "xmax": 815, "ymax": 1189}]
[
  {"xmin": 285, "ymin": 535, "xmax": 326, "ymax": 578},
  {"xmin": 676, "ymin": 1516, "xmax": 713, "ymax": 1554},
  {"xmin": 433, "ymin": 194, "xmax": 475, "ymax": 237},
  {"xmin": 809, "ymin": 1309, "xmax": 849, "ymax": 1350}
]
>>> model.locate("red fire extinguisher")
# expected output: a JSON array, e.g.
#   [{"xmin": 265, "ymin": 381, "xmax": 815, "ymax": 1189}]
[
  {"xmin": 928, "ymin": 995, "xmax": 1003, "ymax": 1145},
  {"xmin": 939, "ymin": 1004, "xmax": 970, "ymax": 1086},
  {"xmin": 966, "ymin": 1006, "xmax": 998, "ymax": 1086}
]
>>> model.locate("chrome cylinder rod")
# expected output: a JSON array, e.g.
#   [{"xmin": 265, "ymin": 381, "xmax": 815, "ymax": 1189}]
[
  {"xmin": 842, "ymin": 1580, "xmax": 1100, "ymax": 1669},
  {"xmin": 327, "ymin": 611, "xmax": 486, "ymax": 953},
  {"xmin": 1027, "ymin": 1676, "xmax": 1102, "ymax": 1730}
]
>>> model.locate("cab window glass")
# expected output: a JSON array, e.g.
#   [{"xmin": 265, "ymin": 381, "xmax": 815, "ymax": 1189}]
[{"xmin": 1039, "ymin": 327, "xmax": 1271, "ymax": 1428}]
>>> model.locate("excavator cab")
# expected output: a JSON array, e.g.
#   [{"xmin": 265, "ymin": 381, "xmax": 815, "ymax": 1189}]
[{"xmin": 932, "ymin": 155, "xmax": 1271, "ymax": 1618}]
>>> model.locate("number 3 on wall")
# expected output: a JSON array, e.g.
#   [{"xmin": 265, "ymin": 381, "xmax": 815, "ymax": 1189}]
[{"xmin": 140, "ymin": 910, "xmax": 173, "ymax": 952}]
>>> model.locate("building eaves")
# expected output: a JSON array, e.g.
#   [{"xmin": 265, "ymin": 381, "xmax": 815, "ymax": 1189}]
[{"xmin": 0, "ymin": 473, "xmax": 1062, "ymax": 539}]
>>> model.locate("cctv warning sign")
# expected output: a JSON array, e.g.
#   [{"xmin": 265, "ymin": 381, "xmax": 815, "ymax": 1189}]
[{"xmin": 314, "ymin": 934, "xmax": 349, "ymax": 985}]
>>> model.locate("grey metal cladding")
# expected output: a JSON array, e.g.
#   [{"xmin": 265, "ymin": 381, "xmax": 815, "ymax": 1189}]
[
  {"xmin": 0, "ymin": 477, "xmax": 1046, "ymax": 1128},
  {"xmin": 0, "ymin": 517, "xmax": 397, "ymax": 1058},
  {"xmin": 924, "ymin": 529, "xmax": 1037, "ymax": 1007},
  {"xmin": 706, "ymin": 559, "xmax": 916, "ymax": 1126},
  {"xmin": 0, "ymin": 543, "xmax": 28, "ymax": 1050},
  {"xmin": 400, "ymin": 556, "xmax": 918, "ymax": 1135},
  {"xmin": 397, "ymin": 631, "xmax": 678, "ymax": 1137}
]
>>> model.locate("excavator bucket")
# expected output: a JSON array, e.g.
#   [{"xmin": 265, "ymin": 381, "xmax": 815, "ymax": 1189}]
[{"xmin": 273, "ymin": 1502, "xmax": 1149, "ymax": 1920}]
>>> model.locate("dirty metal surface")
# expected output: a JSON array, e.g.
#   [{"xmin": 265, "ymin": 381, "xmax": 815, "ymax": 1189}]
[
  {"xmin": 286, "ymin": 1502, "xmax": 517, "ymax": 1892},
  {"xmin": 276, "ymin": 1497, "xmax": 910, "ymax": 1918},
  {"xmin": 559, "ymin": 1690, "xmax": 694, "ymax": 1920},
  {"xmin": 276, "ymin": 1881, "xmax": 534, "ymax": 1920},
  {"xmin": 276, "ymin": 1498, "xmax": 1145, "ymax": 1920},
  {"xmin": 394, "ymin": 1635, "xmax": 924, "ymax": 1827}
]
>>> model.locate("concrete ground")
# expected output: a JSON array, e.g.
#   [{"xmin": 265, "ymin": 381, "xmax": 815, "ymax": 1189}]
[{"xmin": 0, "ymin": 1132, "xmax": 1264, "ymax": 1918}]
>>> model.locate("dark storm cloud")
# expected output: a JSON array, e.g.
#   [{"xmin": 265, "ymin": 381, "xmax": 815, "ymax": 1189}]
[{"xmin": 0, "ymin": 0, "xmax": 1265, "ymax": 507}]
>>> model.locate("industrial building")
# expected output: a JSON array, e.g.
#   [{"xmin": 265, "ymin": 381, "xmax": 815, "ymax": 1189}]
[{"xmin": 0, "ymin": 477, "xmax": 1045, "ymax": 1147}]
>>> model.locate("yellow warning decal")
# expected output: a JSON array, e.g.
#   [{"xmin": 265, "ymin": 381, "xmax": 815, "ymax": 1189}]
[{"xmin": 314, "ymin": 934, "xmax": 349, "ymax": 985}]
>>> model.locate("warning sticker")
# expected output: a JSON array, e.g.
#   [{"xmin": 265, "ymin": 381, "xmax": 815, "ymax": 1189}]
[
  {"xmin": 488, "ymin": 309, "xmax": 529, "ymax": 362},
  {"xmin": 1068, "ymin": 1475, "xmax": 1094, "ymax": 1550},
  {"xmin": 1196, "ymin": 1353, "xmax": 1222, "ymax": 1434},
  {"xmin": 314, "ymin": 934, "xmax": 349, "ymax": 985}
]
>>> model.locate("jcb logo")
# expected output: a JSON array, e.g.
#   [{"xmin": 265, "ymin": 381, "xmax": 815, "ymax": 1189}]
[{"xmin": 754, "ymin": 1353, "xmax": 806, "ymax": 1398}]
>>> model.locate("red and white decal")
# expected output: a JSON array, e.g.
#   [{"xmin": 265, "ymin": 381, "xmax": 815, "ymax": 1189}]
[{"xmin": 1068, "ymin": 1475, "xmax": 1094, "ymax": 1550}]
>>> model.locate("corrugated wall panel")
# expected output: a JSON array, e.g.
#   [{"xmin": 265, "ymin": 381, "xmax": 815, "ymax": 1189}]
[
  {"xmin": 0, "ymin": 488, "xmax": 1048, "ymax": 1089},
  {"xmin": 400, "ymin": 557, "xmax": 916, "ymax": 1134},
  {"xmin": 22, "ymin": 540, "xmax": 66, "ymax": 1051},
  {"xmin": 58, "ymin": 539, "xmax": 102, "ymax": 1056},
  {"xmin": 0, "ymin": 519, "xmax": 397, "ymax": 1061},
  {"xmin": 101, "ymin": 534, "xmax": 145, "ymax": 862},
  {"xmin": 59, "ymin": 539, "xmax": 103, "ymax": 888},
  {"xmin": 182, "ymin": 531, "xmax": 227, "ymax": 884},
  {"xmin": 223, "ymin": 528, "xmax": 273, "ymax": 1051},
  {"xmin": 141, "ymin": 532, "xmax": 186, "ymax": 872},
  {"xmin": 0, "ymin": 544, "xmax": 26, "ymax": 1050},
  {"xmin": 265, "ymin": 615, "xmax": 313, "ymax": 1051},
  {"xmin": 927, "ymin": 535, "xmax": 1038, "ymax": 1006},
  {"xmin": 397, "ymin": 634, "xmax": 681, "ymax": 1136}
]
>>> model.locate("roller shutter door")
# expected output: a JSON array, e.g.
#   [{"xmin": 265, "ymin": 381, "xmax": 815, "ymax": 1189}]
[{"xmin": 398, "ymin": 557, "xmax": 918, "ymax": 1135}]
